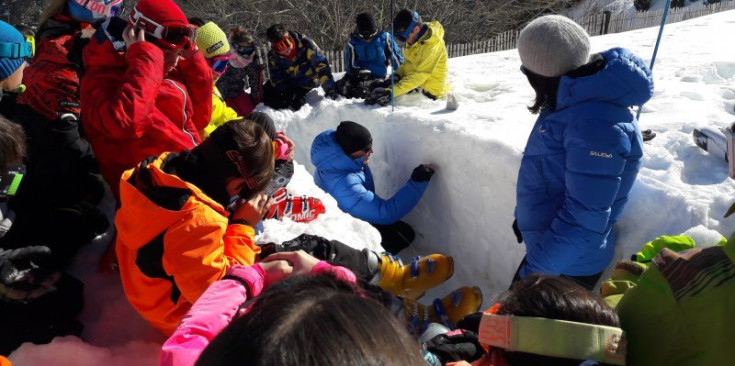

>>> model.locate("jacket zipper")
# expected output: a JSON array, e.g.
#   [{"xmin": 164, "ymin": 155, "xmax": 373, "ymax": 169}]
[{"xmin": 164, "ymin": 79, "xmax": 198, "ymax": 147}]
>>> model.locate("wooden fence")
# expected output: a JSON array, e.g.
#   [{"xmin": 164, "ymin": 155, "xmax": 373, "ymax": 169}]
[{"xmin": 259, "ymin": 1, "xmax": 735, "ymax": 73}]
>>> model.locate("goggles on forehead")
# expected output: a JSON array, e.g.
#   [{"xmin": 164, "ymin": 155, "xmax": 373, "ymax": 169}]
[
  {"xmin": 272, "ymin": 36, "xmax": 294, "ymax": 54},
  {"xmin": 478, "ymin": 304, "xmax": 626, "ymax": 366},
  {"xmin": 208, "ymin": 53, "xmax": 235, "ymax": 76},
  {"xmin": 0, "ymin": 40, "xmax": 33, "ymax": 59},
  {"xmin": 395, "ymin": 11, "xmax": 419, "ymax": 42},
  {"xmin": 129, "ymin": 5, "xmax": 197, "ymax": 50},
  {"xmin": 233, "ymin": 44, "xmax": 256, "ymax": 57},
  {"xmin": 0, "ymin": 165, "xmax": 26, "ymax": 200}
]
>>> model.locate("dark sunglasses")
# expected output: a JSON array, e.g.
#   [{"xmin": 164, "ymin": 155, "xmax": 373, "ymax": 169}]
[
  {"xmin": 520, "ymin": 65, "xmax": 528, "ymax": 75},
  {"xmin": 362, "ymin": 144, "xmax": 373, "ymax": 153},
  {"xmin": 233, "ymin": 44, "xmax": 256, "ymax": 57}
]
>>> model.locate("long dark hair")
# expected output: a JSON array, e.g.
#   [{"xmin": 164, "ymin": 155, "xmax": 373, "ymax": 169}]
[
  {"xmin": 494, "ymin": 274, "xmax": 620, "ymax": 366},
  {"xmin": 523, "ymin": 68, "xmax": 561, "ymax": 114},
  {"xmin": 195, "ymin": 274, "xmax": 425, "ymax": 366}
]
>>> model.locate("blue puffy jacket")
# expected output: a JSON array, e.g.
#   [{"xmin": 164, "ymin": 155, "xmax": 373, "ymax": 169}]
[
  {"xmin": 344, "ymin": 31, "xmax": 403, "ymax": 79},
  {"xmin": 311, "ymin": 130, "xmax": 428, "ymax": 224},
  {"xmin": 267, "ymin": 31, "xmax": 336, "ymax": 94},
  {"xmin": 515, "ymin": 48, "xmax": 653, "ymax": 278}
]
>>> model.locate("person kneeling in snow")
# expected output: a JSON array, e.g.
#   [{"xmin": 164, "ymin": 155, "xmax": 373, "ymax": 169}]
[
  {"xmin": 512, "ymin": 15, "xmax": 652, "ymax": 290},
  {"xmin": 365, "ymin": 9, "xmax": 449, "ymax": 106},
  {"xmin": 195, "ymin": 21, "xmax": 241, "ymax": 140},
  {"xmin": 337, "ymin": 12, "xmax": 403, "ymax": 99},
  {"xmin": 311, "ymin": 121, "xmax": 435, "ymax": 254},
  {"xmin": 115, "ymin": 120, "xmax": 275, "ymax": 335},
  {"xmin": 262, "ymin": 24, "xmax": 338, "ymax": 111}
]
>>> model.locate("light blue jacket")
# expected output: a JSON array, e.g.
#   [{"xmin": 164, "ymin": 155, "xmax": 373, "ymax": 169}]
[
  {"xmin": 516, "ymin": 48, "xmax": 653, "ymax": 277},
  {"xmin": 311, "ymin": 130, "xmax": 428, "ymax": 224}
]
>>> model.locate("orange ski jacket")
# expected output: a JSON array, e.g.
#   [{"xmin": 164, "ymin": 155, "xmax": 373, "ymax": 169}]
[{"xmin": 115, "ymin": 153, "xmax": 259, "ymax": 335}]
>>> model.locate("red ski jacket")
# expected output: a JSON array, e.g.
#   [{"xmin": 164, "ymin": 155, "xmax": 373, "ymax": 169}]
[
  {"xmin": 17, "ymin": 15, "xmax": 85, "ymax": 121},
  {"xmin": 81, "ymin": 38, "xmax": 212, "ymax": 198}
]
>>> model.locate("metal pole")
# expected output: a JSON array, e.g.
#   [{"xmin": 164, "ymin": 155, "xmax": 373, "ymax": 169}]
[
  {"xmin": 637, "ymin": 0, "xmax": 672, "ymax": 120},
  {"xmin": 390, "ymin": 0, "xmax": 395, "ymax": 111}
]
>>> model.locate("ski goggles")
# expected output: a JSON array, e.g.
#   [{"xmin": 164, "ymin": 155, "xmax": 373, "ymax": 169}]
[
  {"xmin": 271, "ymin": 36, "xmax": 294, "ymax": 55},
  {"xmin": 129, "ymin": 5, "xmax": 197, "ymax": 50},
  {"xmin": 0, "ymin": 39, "xmax": 33, "ymax": 59},
  {"xmin": 0, "ymin": 165, "xmax": 25, "ymax": 200},
  {"xmin": 358, "ymin": 30, "xmax": 378, "ymax": 40},
  {"xmin": 233, "ymin": 44, "xmax": 257, "ymax": 57},
  {"xmin": 394, "ymin": 11, "xmax": 419, "ymax": 42},
  {"xmin": 207, "ymin": 53, "xmax": 235, "ymax": 76},
  {"xmin": 478, "ymin": 304, "xmax": 626, "ymax": 365}
]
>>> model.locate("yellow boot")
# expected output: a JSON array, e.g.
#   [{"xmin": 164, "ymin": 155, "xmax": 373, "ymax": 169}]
[
  {"xmin": 401, "ymin": 286, "xmax": 483, "ymax": 335},
  {"xmin": 375, "ymin": 253, "xmax": 454, "ymax": 297}
]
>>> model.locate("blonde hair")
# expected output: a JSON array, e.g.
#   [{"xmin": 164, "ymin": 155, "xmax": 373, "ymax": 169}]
[{"xmin": 39, "ymin": 0, "xmax": 68, "ymax": 28}]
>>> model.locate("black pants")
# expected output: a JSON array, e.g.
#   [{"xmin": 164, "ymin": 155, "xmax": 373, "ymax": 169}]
[
  {"xmin": 0, "ymin": 273, "xmax": 84, "ymax": 356},
  {"xmin": 336, "ymin": 74, "xmax": 384, "ymax": 99},
  {"xmin": 372, "ymin": 220, "xmax": 415, "ymax": 254},
  {"xmin": 262, "ymin": 82, "xmax": 311, "ymax": 110},
  {"xmin": 260, "ymin": 234, "xmax": 373, "ymax": 281},
  {"xmin": 511, "ymin": 256, "xmax": 603, "ymax": 291}
]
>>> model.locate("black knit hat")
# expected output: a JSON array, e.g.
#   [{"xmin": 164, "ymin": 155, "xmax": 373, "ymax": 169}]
[
  {"xmin": 245, "ymin": 111, "xmax": 277, "ymax": 141},
  {"xmin": 393, "ymin": 9, "xmax": 418, "ymax": 34},
  {"xmin": 356, "ymin": 13, "xmax": 377, "ymax": 36},
  {"xmin": 335, "ymin": 121, "xmax": 372, "ymax": 155}
]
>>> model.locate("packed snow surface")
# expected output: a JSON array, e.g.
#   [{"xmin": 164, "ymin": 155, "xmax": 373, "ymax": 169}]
[{"xmin": 9, "ymin": 9, "xmax": 735, "ymax": 365}]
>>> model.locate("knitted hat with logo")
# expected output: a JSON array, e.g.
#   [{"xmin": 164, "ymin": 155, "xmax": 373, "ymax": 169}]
[
  {"xmin": 67, "ymin": 0, "xmax": 123, "ymax": 23},
  {"xmin": 196, "ymin": 22, "xmax": 231, "ymax": 59}
]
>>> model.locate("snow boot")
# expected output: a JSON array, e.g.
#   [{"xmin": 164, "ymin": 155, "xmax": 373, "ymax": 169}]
[
  {"xmin": 375, "ymin": 253, "xmax": 454, "ymax": 298},
  {"xmin": 401, "ymin": 286, "xmax": 483, "ymax": 336},
  {"xmin": 693, "ymin": 126, "xmax": 728, "ymax": 161},
  {"xmin": 264, "ymin": 188, "xmax": 326, "ymax": 223}
]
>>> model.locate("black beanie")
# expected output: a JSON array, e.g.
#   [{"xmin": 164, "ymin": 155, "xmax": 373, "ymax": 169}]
[
  {"xmin": 393, "ymin": 9, "xmax": 416, "ymax": 33},
  {"xmin": 356, "ymin": 13, "xmax": 377, "ymax": 36},
  {"xmin": 245, "ymin": 111, "xmax": 277, "ymax": 141},
  {"xmin": 335, "ymin": 121, "xmax": 372, "ymax": 155}
]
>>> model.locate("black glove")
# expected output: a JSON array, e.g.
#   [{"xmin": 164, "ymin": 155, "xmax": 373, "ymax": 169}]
[
  {"xmin": 411, "ymin": 164, "xmax": 435, "ymax": 182},
  {"xmin": 325, "ymin": 88, "xmax": 339, "ymax": 100},
  {"xmin": 0, "ymin": 246, "xmax": 55, "ymax": 296},
  {"xmin": 365, "ymin": 87, "xmax": 391, "ymax": 106},
  {"xmin": 425, "ymin": 329, "xmax": 485, "ymax": 363},
  {"xmin": 289, "ymin": 95, "xmax": 307, "ymax": 111},
  {"xmin": 512, "ymin": 219, "xmax": 523, "ymax": 243}
]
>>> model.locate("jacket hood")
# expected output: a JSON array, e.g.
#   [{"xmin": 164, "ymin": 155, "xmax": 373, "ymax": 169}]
[
  {"xmin": 418, "ymin": 21, "xmax": 444, "ymax": 46},
  {"xmin": 311, "ymin": 130, "xmax": 364, "ymax": 174},
  {"xmin": 116, "ymin": 153, "xmax": 227, "ymax": 251},
  {"xmin": 557, "ymin": 47, "xmax": 653, "ymax": 110}
]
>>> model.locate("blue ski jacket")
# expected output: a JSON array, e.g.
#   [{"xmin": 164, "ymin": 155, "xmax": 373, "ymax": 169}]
[
  {"xmin": 515, "ymin": 48, "xmax": 653, "ymax": 278},
  {"xmin": 344, "ymin": 31, "xmax": 403, "ymax": 79},
  {"xmin": 311, "ymin": 130, "xmax": 428, "ymax": 224},
  {"xmin": 267, "ymin": 31, "xmax": 336, "ymax": 94}
]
